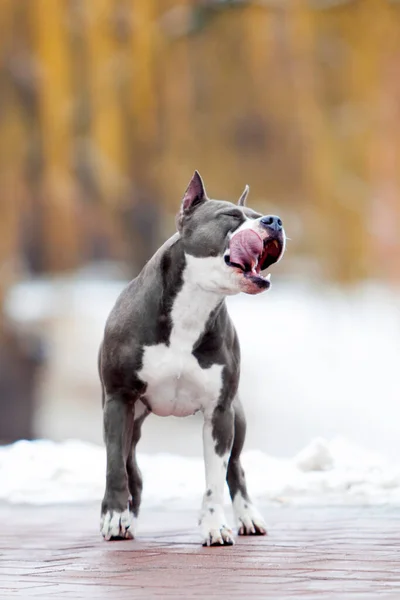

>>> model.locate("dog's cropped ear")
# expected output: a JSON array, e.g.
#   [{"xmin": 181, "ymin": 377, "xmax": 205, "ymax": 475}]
[
  {"xmin": 238, "ymin": 185, "xmax": 249, "ymax": 207},
  {"xmin": 177, "ymin": 171, "xmax": 207, "ymax": 230}
]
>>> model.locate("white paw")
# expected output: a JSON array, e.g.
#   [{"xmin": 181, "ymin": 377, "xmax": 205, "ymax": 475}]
[
  {"xmin": 233, "ymin": 494, "xmax": 267, "ymax": 536},
  {"xmin": 100, "ymin": 508, "xmax": 136, "ymax": 541},
  {"xmin": 200, "ymin": 505, "xmax": 235, "ymax": 546}
]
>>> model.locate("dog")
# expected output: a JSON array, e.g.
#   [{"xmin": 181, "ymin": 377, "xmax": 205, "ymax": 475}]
[{"xmin": 99, "ymin": 171, "xmax": 286, "ymax": 546}]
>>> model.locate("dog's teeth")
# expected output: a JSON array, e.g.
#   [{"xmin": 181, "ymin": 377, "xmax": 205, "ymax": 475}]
[
  {"xmin": 273, "ymin": 240, "xmax": 279, "ymax": 249},
  {"xmin": 265, "ymin": 273, "xmax": 271, "ymax": 282}
]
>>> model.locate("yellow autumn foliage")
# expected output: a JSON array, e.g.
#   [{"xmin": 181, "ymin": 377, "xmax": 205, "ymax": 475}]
[{"xmin": 0, "ymin": 0, "xmax": 400, "ymax": 289}]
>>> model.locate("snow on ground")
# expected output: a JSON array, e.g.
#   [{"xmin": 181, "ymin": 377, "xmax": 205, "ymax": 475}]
[{"xmin": 1, "ymin": 437, "xmax": 400, "ymax": 507}]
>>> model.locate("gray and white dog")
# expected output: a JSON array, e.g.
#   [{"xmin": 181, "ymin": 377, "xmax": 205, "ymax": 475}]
[{"xmin": 99, "ymin": 171, "xmax": 286, "ymax": 546}]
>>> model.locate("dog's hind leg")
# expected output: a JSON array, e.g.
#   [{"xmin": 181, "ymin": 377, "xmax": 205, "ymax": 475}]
[
  {"xmin": 126, "ymin": 401, "xmax": 149, "ymax": 520},
  {"xmin": 100, "ymin": 391, "xmax": 136, "ymax": 541},
  {"xmin": 226, "ymin": 396, "xmax": 267, "ymax": 536}
]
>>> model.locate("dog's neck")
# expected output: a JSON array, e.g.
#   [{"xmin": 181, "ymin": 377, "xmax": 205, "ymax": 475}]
[
  {"xmin": 161, "ymin": 237, "xmax": 225, "ymax": 346},
  {"xmin": 170, "ymin": 267, "xmax": 223, "ymax": 348}
]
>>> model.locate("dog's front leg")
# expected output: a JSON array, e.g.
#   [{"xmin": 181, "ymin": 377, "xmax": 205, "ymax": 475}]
[
  {"xmin": 100, "ymin": 392, "xmax": 136, "ymax": 540},
  {"xmin": 200, "ymin": 405, "xmax": 234, "ymax": 546}
]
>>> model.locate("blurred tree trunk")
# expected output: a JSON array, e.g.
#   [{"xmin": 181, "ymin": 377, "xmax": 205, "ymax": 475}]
[
  {"xmin": 287, "ymin": 1, "xmax": 338, "ymax": 279},
  {"xmin": 0, "ymin": 1, "xmax": 46, "ymax": 443},
  {"xmin": 85, "ymin": 0, "xmax": 126, "ymax": 204},
  {"xmin": 122, "ymin": 0, "xmax": 163, "ymax": 272},
  {"xmin": 31, "ymin": 0, "xmax": 81, "ymax": 272},
  {"xmin": 368, "ymin": 1, "xmax": 400, "ymax": 282}
]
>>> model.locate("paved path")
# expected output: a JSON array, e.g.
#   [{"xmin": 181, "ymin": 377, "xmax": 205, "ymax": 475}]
[{"xmin": 1, "ymin": 504, "xmax": 399, "ymax": 598}]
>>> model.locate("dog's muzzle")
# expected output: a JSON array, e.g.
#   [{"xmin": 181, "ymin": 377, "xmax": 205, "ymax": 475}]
[{"xmin": 224, "ymin": 214, "xmax": 285, "ymax": 291}]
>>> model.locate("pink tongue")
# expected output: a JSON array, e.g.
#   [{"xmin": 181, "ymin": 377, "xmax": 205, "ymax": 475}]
[{"xmin": 229, "ymin": 229, "xmax": 263, "ymax": 271}]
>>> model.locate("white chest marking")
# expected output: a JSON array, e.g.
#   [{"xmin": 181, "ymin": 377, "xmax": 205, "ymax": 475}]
[{"xmin": 138, "ymin": 259, "xmax": 225, "ymax": 418}]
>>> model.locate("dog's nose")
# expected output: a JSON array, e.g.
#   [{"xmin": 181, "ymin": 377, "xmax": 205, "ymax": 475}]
[{"xmin": 260, "ymin": 215, "xmax": 283, "ymax": 232}]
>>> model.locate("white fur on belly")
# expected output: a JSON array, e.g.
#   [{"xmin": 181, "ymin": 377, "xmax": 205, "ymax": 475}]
[{"xmin": 138, "ymin": 257, "xmax": 224, "ymax": 418}]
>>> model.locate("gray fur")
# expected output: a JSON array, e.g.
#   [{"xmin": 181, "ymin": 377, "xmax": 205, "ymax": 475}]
[
  {"xmin": 178, "ymin": 198, "xmax": 260, "ymax": 259},
  {"xmin": 99, "ymin": 171, "xmax": 285, "ymax": 543},
  {"xmin": 227, "ymin": 396, "xmax": 250, "ymax": 502}
]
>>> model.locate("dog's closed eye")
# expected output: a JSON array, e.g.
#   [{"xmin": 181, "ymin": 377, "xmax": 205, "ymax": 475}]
[{"xmin": 221, "ymin": 211, "xmax": 243, "ymax": 220}]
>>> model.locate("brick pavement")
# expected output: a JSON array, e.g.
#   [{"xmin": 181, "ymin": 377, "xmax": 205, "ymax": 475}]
[{"xmin": 1, "ymin": 504, "xmax": 399, "ymax": 599}]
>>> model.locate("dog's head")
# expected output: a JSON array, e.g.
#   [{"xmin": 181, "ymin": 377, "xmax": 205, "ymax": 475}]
[{"xmin": 177, "ymin": 171, "xmax": 286, "ymax": 295}]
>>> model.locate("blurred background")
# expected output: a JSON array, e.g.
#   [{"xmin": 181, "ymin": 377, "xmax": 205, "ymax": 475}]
[{"xmin": 1, "ymin": 0, "xmax": 400, "ymax": 464}]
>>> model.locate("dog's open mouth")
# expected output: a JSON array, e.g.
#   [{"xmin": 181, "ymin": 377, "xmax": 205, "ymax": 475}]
[{"xmin": 224, "ymin": 229, "xmax": 284, "ymax": 287}]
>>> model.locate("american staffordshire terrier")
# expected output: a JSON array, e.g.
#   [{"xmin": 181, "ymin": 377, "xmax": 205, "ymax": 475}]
[{"xmin": 99, "ymin": 171, "xmax": 286, "ymax": 546}]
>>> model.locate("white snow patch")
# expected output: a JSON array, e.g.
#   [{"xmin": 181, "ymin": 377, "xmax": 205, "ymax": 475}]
[
  {"xmin": 295, "ymin": 438, "xmax": 334, "ymax": 472},
  {"xmin": 1, "ymin": 437, "xmax": 400, "ymax": 507}
]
